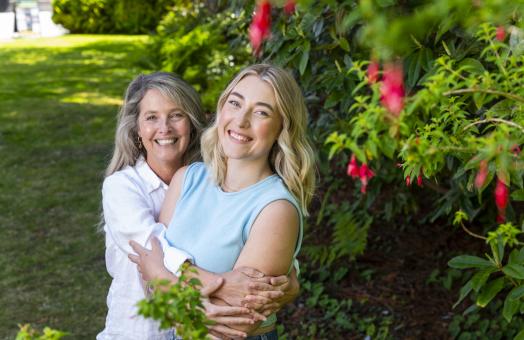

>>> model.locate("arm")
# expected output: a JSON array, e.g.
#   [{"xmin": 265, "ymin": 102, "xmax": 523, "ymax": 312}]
[{"xmin": 102, "ymin": 174, "xmax": 190, "ymax": 272}]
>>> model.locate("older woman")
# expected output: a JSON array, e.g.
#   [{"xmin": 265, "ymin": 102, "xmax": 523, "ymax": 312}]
[
  {"xmin": 97, "ymin": 72, "xmax": 295, "ymax": 340},
  {"xmin": 131, "ymin": 64, "xmax": 315, "ymax": 339}
]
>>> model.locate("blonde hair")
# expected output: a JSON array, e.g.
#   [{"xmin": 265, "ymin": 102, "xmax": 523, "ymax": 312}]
[
  {"xmin": 105, "ymin": 72, "xmax": 206, "ymax": 177},
  {"xmin": 201, "ymin": 64, "xmax": 316, "ymax": 215}
]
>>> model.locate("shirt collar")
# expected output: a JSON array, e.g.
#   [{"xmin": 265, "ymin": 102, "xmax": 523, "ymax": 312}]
[{"xmin": 135, "ymin": 157, "xmax": 169, "ymax": 193}]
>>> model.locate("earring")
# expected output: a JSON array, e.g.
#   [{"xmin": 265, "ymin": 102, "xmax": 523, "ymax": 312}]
[{"xmin": 137, "ymin": 136, "xmax": 143, "ymax": 149}]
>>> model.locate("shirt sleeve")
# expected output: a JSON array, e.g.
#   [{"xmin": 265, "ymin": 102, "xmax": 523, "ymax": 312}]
[{"xmin": 102, "ymin": 173, "xmax": 192, "ymax": 275}]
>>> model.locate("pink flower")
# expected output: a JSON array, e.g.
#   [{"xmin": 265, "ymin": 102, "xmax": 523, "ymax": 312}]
[
  {"xmin": 249, "ymin": 1, "xmax": 272, "ymax": 56},
  {"xmin": 380, "ymin": 63, "xmax": 405, "ymax": 116},
  {"xmin": 359, "ymin": 163, "xmax": 375, "ymax": 193},
  {"xmin": 496, "ymin": 26, "xmax": 506, "ymax": 42},
  {"xmin": 283, "ymin": 0, "xmax": 296, "ymax": 15},
  {"xmin": 346, "ymin": 154, "xmax": 359, "ymax": 178},
  {"xmin": 494, "ymin": 178, "xmax": 509, "ymax": 222},
  {"xmin": 475, "ymin": 160, "xmax": 488, "ymax": 189},
  {"xmin": 405, "ymin": 176, "xmax": 411, "ymax": 186},
  {"xmin": 367, "ymin": 60, "xmax": 380, "ymax": 84}
]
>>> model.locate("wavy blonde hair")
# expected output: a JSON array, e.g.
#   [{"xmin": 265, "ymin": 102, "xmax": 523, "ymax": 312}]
[
  {"xmin": 105, "ymin": 72, "xmax": 206, "ymax": 177},
  {"xmin": 201, "ymin": 64, "xmax": 316, "ymax": 215}
]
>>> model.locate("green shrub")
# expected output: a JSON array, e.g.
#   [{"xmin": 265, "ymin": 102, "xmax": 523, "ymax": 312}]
[{"xmin": 51, "ymin": 0, "xmax": 178, "ymax": 34}]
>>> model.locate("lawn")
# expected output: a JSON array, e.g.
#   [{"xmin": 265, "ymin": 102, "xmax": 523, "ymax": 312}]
[{"xmin": 0, "ymin": 35, "xmax": 151, "ymax": 339}]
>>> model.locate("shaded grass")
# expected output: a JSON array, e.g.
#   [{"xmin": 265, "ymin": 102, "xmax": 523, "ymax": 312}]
[{"xmin": 0, "ymin": 35, "xmax": 151, "ymax": 339}]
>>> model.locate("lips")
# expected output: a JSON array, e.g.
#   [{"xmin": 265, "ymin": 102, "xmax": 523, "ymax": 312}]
[
  {"xmin": 155, "ymin": 138, "xmax": 178, "ymax": 146},
  {"xmin": 228, "ymin": 130, "xmax": 252, "ymax": 142}
]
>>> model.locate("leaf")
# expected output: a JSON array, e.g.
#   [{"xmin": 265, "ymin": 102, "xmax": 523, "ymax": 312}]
[
  {"xmin": 338, "ymin": 37, "xmax": 350, "ymax": 52},
  {"xmin": 299, "ymin": 43, "xmax": 310, "ymax": 76},
  {"xmin": 448, "ymin": 255, "xmax": 494, "ymax": 269},
  {"xmin": 476, "ymin": 277, "xmax": 505, "ymax": 308},
  {"xmin": 453, "ymin": 279, "xmax": 473, "ymax": 309},
  {"xmin": 511, "ymin": 189, "xmax": 524, "ymax": 201},
  {"xmin": 503, "ymin": 264, "xmax": 524, "ymax": 279},
  {"xmin": 503, "ymin": 293, "xmax": 521, "ymax": 323},
  {"xmin": 515, "ymin": 329, "xmax": 524, "ymax": 340},
  {"xmin": 458, "ymin": 58, "xmax": 485, "ymax": 74},
  {"xmin": 508, "ymin": 285, "xmax": 524, "ymax": 300},
  {"xmin": 471, "ymin": 268, "xmax": 496, "ymax": 292}
]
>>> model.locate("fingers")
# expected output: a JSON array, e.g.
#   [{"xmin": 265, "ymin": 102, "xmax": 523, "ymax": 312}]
[
  {"xmin": 206, "ymin": 304, "xmax": 251, "ymax": 317},
  {"xmin": 260, "ymin": 302, "xmax": 280, "ymax": 315},
  {"xmin": 128, "ymin": 253, "xmax": 139, "ymax": 264},
  {"xmin": 129, "ymin": 240, "xmax": 147, "ymax": 255},
  {"xmin": 208, "ymin": 324, "xmax": 246, "ymax": 338},
  {"xmin": 201, "ymin": 278, "xmax": 224, "ymax": 298},
  {"xmin": 242, "ymin": 294, "xmax": 271, "ymax": 306},
  {"xmin": 207, "ymin": 315, "xmax": 254, "ymax": 326},
  {"xmin": 269, "ymin": 275, "xmax": 289, "ymax": 286},
  {"xmin": 237, "ymin": 266, "xmax": 264, "ymax": 278},
  {"xmin": 249, "ymin": 309, "xmax": 267, "ymax": 322},
  {"xmin": 248, "ymin": 281, "xmax": 275, "ymax": 291}
]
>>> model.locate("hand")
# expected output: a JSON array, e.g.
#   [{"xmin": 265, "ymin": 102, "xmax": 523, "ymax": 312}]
[
  {"xmin": 201, "ymin": 278, "xmax": 251, "ymax": 339},
  {"xmin": 241, "ymin": 268, "xmax": 300, "ymax": 315},
  {"xmin": 128, "ymin": 237, "xmax": 172, "ymax": 282},
  {"xmin": 215, "ymin": 266, "xmax": 271, "ymax": 306}
]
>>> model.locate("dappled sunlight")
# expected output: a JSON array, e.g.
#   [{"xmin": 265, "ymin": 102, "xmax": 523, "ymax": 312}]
[{"xmin": 60, "ymin": 92, "xmax": 121, "ymax": 106}]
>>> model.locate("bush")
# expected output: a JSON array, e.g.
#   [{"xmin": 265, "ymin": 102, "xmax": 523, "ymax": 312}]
[{"xmin": 51, "ymin": 0, "xmax": 177, "ymax": 34}]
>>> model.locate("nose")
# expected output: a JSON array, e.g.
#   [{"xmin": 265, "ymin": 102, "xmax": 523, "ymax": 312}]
[
  {"xmin": 236, "ymin": 108, "xmax": 251, "ymax": 128},
  {"xmin": 158, "ymin": 117, "xmax": 173, "ymax": 133}
]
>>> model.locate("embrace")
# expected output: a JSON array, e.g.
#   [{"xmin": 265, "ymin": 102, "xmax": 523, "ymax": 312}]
[{"xmin": 97, "ymin": 64, "xmax": 316, "ymax": 339}]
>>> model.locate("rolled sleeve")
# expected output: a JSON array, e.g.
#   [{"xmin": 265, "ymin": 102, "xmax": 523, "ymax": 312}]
[{"xmin": 102, "ymin": 174, "xmax": 191, "ymax": 276}]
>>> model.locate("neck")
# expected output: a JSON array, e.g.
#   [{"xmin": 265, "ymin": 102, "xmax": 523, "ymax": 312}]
[
  {"xmin": 146, "ymin": 159, "xmax": 181, "ymax": 185},
  {"xmin": 223, "ymin": 158, "xmax": 273, "ymax": 192}
]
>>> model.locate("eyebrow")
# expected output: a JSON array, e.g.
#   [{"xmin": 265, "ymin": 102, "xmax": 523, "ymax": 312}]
[{"xmin": 230, "ymin": 92, "xmax": 275, "ymax": 112}]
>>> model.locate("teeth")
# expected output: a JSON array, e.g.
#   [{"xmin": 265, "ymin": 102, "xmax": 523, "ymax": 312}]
[
  {"xmin": 156, "ymin": 139, "xmax": 176, "ymax": 145},
  {"xmin": 229, "ymin": 131, "xmax": 251, "ymax": 142}
]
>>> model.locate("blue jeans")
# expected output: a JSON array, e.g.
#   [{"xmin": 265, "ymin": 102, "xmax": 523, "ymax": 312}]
[{"xmin": 246, "ymin": 329, "xmax": 278, "ymax": 340}]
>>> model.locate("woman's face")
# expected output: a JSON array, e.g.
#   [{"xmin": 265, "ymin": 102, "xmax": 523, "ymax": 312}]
[
  {"xmin": 137, "ymin": 88, "xmax": 191, "ymax": 171},
  {"xmin": 218, "ymin": 75, "xmax": 283, "ymax": 163}
]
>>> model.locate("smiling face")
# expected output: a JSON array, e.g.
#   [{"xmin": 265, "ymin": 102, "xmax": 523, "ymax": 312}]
[
  {"xmin": 217, "ymin": 75, "xmax": 283, "ymax": 164},
  {"xmin": 137, "ymin": 88, "xmax": 191, "ymax": 173}
]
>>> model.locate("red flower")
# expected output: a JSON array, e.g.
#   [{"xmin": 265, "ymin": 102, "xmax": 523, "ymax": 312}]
[
  {"xmin": 511, "ymin": 144, "xmax": 521, "ymax": 157},
  {"xmin": 249, "ymin": 1, "xmax": 272, "ymax": 56},
  {"xmin": 494, "ymin": 178, "xmax": 509, "ymax": 222},
  {"xmin": 359, "ymin": 163, "xmax": 375, "ymax": 193},
  {"xmin": 405, "ymin": 176, "xmax": 411, "ymax": 186},
  {"xmin": 417, "ymin": 175, "xmax": 423, "ymax": 187},
  {"xmin": 380, "ymin": 63, "xmax": 405, "ymax": 116},
  {"xmin": 346, "ymin": 154, "xmax": 359, "ymax": 178},
  {"xmin": 283, "ymin": 0, "xmax": 296, "ymax": 15},
  {"xmin": 367, "ymin": 60, "xmax": 379, "ymax": 84},
  {"xmin": 496, "ymin": 26, "xmax": 506, "ymax": 42},
  {"xmin": 474, "ymin": 160, "xmax": 488, "ymax": 189}
]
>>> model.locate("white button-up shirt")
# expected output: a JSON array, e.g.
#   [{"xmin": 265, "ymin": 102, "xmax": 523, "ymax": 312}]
[{"xmin": 97, "ymin": 159, "xmax": 191, "ymax": 340}]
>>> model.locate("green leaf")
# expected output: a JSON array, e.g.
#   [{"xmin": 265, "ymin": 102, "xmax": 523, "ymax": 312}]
[
  {"xmin": 503, "ymin": 264, "xmax": 524, "ymax": 279},
  {"xmin": 503, "ymin": 293, "xmax": 521, "ymax": 323},
  {"xmin": 471, "ymin": 268, "xmax": 496, "ymax": 292},
  {"xmin": 508, "ymin": 285, "xmax": 524, "ymax": 300},
  {"xmin": 458, "ymin": 58, "xmax": 485, "ymax": 74},
  {"xmin": 453, "ymin": 279, "xmax": 473, "ymax": 309},
  {"xmin": 476, "ymin": 277, "xmax": 505, "ymax": 308},
  {"xmin": 448, "ymin": 255, "xmax": 494, "ymax": 269},
  {"xmin": 299, "ymin": 48, "xmax": 310, "ymax": 76},
  {"xmin": 338, "ymin": 37, "xmax": 350, "ymax": 52},
  {"xmin": 511, "ymin": 189, "xmax": 524, "ymax": 201},
  {"xmin": 514, "ymin": 329, "xmax": 524, "ymax": 340}
]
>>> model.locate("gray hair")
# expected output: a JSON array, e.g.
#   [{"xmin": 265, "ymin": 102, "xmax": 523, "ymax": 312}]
[{"xmin": 105, "ymin": 72, "xmax": 206, "ymax": 177}]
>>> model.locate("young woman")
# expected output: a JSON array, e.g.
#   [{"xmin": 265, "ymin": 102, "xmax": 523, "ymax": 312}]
[
  {"xmin": 97, "ymin": 72, "xmax": 296, "ymax": 340},
  {"xmin": 130, "ymin": 64, "xmax": 316, "ymax": 339}
]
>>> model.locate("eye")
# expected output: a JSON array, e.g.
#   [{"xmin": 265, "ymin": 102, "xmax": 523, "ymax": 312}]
[
  {"xmin": 255, "ymin": 110, "xmax": 270, "ymax": 117},
  {"xmin": 145, "ymin": 114, "xmax": 156, "ymax": 121},
  {"xmin": 228, "ymin": 100, "xmax": 241, "ymax": 108},
  {"xmin": 169, "ymin": 111, "xmax": 185, "ymax": 119}
]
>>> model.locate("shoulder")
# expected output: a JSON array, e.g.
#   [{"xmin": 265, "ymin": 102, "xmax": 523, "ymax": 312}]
[
  {"xmin": 103, "ymin": 166, "xmax": 139, "ymax": 194},
  {"xmin": 258, "ymin": 199, "xmax": 299, "ymax": 225}
]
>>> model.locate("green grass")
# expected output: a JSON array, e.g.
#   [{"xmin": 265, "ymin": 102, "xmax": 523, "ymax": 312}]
[{"xmin": 0, "ymin": 34, "xmax": 152, "ymax": 339}]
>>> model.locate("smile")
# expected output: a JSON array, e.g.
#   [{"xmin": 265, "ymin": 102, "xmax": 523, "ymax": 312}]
[
  {"xmin": 228, "ymin": 130, "xmax": 252, "ymax": 142},
  {"xmin": 155, "ymin": 138, "xmax": 178, "ymax": 145}
]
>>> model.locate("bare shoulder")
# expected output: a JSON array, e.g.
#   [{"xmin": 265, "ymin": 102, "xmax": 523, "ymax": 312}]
[
  {"xmin": 159, "ymin": 165, "xmax": 189, "ymax": 225},
  {"xmin": 170, "ymin": 165, "xmax": 189, "ymax": 188},
  {"xmin": 255, "ymin": 199, "xmax": 299, "ymax": 230}
]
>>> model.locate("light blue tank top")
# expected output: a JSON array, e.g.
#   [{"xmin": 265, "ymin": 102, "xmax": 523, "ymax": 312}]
[{"xmin": 165, "ymin": 162, "xmax": 303, "ymax": 274}]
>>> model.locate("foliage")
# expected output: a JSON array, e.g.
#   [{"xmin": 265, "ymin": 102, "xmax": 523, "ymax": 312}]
[
  {"xmin": 51, "ymin": 0, "xmax": 177, "ymax": 34},
  {"xmin": 15, "ymin": 324, "xmax": 67, "ymax": 340},
  {"xmin": 149, "ymin": 1, "xmax": 252, "ymax": 111},
  {"xmin": 137, "ymin": 264, "xmax": 210, "ymax": 339}
]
